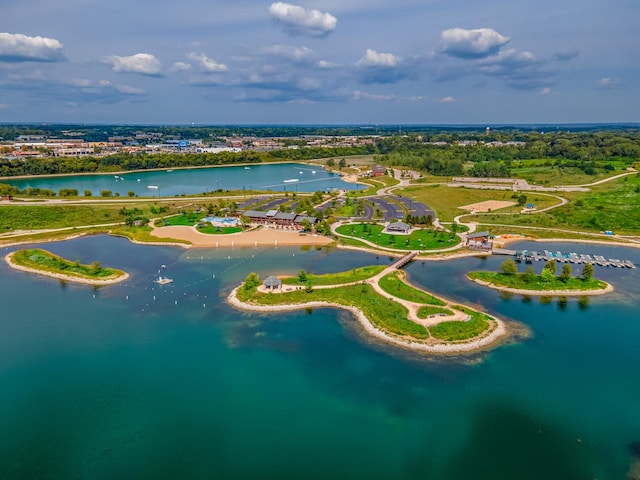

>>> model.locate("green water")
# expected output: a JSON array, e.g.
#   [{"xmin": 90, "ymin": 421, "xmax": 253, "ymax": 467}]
[{"xmin": 0, "ymin": 236, "xmax": 639, "ymax": 479}]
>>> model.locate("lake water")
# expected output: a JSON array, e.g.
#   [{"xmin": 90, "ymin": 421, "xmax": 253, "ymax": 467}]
[
  {"xmin": 6, "ymin": 162, "xmax": 364, "ymax": 196},
  {"xmin": 1, "ymin": 236, "xmax": 639, "ymax": 479}
]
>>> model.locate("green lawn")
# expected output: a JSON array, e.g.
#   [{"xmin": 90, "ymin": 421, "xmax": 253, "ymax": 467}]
[
  {"xmin": 11, "ymin": 248, "xmax": 125, "ymax": 280},
  {"xmin": 416, "ymin": 306, "xmax": 454, "ymax": 318},
  {"xmin": 163, "ymin": 212, "xmax": 202, "ymax": 226},
  {"xmin": 196, "ymin": 225, "xmax": 242, "ymax": 234},
  {"xmin": 378, "ymin": 271, "xmax": 446, "ymax": 305},
  {"xmin": 335, "ymin": 223, "xmax": 460, "ymax": 250},
  {"xmin": 239, "ymin": 283, "xmax": 429, "ymax": 339},
  {"xmin": 468, "ymin": 271, "xmax": 608, "ymax": 292},
  {"xmin": 282, "ymin": 265, "xmax": 385, "ymax": 286},
  {"xmin": 429, "ymin": 310, "xmax": 491, "ymax": 341},
  {"xmin": 0, "ymin": 205, "xmax": 125, "ymax": 230}
]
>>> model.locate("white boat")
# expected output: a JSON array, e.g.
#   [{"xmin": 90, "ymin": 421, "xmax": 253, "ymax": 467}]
[
  {"xmin": 312, "ymin": 170, "xmax": 316, "ymax": 174},
  {"xmin": 299, "ymin": 171, "xmax": 303, "ymax": 174},
  {"xmin": 284, "ymin": 179, "xmax": 299, "ymax": 183},
  {"xmin": 154, "ymin": 276, "xmax": 173, "ymax": 285},
  {"xmin": 147, "ymin": 185, "xmax": 159, "ymax": 189},
  {"xmin": 137, "ymin": 179, "xmax": 141, "ymax": 182},
  {"xmin": 166, "ymin": 169, "xmax": 173, "ymax": 172},
  {"xmin": 244, "ymin": 167, "xmax": 251, "ymax": 170}
]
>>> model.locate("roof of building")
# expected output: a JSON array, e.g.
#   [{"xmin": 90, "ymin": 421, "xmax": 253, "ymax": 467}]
[
  {"xmin": 266, "ymin": 209, "xmax": 278, "ymax": 217},
  {"xmin": 274, "ymin": 212, "xmax": 297, "ymax": 220},
  {"xmin": 372, "ymin": 165, "xmax": 386, "ymax": 172},
  {"xmin": 263, "ymin": 275, "xmax": 282, "ymax": 287},
  {"xmin": 295, "ymin": 215, "xmax": 318, "ymax": 224},
  {"xmin": 467, "ymin": 231, "xmax": 491, "ymax": 239},
  {"xmin": 244, "ymin": 210, "xmax": 269, "ymax": 219},
  {"xmin": 386, "ymin": 221, "xmax": 410, "ymax": 232}
]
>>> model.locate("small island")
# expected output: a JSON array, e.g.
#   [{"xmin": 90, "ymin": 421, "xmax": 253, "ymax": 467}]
[
  {"xmin": 5, "ymin": 249, "xmax": 129, "ymax": 285},
  {"xmin": 468, "ymin": 258, "xmax": 612, "ymax": 296},
  {"xmin": 228, "ymin": 264, "xmax": 509, "ymax": 355}
]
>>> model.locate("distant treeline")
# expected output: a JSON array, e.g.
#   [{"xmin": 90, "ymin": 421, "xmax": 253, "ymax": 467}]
[
  {"xmin": 1, "ymin": 130, "xmax": 639, "ymax": 181},
  {"xmin": 0, "ymin": 145, "xmax": 374, "ymax": 177}
]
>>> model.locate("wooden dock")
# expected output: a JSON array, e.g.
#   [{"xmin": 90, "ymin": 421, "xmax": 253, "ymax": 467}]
[
  {"xmin": 506, "ymin": 249, "xmax": 636, "ymax": 269},
  {"xmin": 390, "ymin": 251, "xmax": 418, "ymax": 270}
]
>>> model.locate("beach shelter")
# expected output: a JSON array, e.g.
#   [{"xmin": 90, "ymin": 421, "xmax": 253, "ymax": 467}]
[{"xmin": 263, "ymin": 275, "xmax": 282, "ymax": 290}]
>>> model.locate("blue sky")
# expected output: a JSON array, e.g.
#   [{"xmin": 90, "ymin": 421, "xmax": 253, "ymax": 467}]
[{"xmin": 1, "ymin": 0, "xmax": 638, "ymax": 124}]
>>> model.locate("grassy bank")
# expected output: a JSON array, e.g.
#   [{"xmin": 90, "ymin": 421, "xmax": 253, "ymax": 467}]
[
  {"xmin": 378, "ymin": 271, "xmax": 446, "ymax": 305},
  {"xmin": 468, "ymin": 271, "xmax": 608, "ymax": 292},
  {"xmin": 10, "ymin": 248, "xmax": 126, "ymax": 280},
  {"xmin": 281, "ymin": 265, "xmax": 385, "ymax": 286},
  {"xmin": 430, "ymin": 308, "xmax": 491, "ymax": 341}
]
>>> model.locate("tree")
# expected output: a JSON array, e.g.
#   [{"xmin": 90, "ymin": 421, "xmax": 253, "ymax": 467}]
[
  {"xmin": 90, "ymin": 261, "xmax": 102, "ymax": 274},
  {"xmin": 523, "ymin": 266, "xmax": 536, "ymax": 283},
  {"xmin": 326, "ymin": 158, "xmax": 335, "ymax": 167},
  {"xmin": 84, "ymin": 190, "xmax": 92, "ymax": 197},
  {"xmin": 543, "ymin": 259, "xmax": 557, "ymax": 275},
  {"xmin": 243, "ymin": 272, "xmax": 260, "ymax": 291},
  {"xmin": 500, "ymin": 258, "xmax": 518, "ymax": 275},
  {"xmin": 300, "ymin": 218, "xmax": 312, "ymax": 232},
  {"xmin": 298, "ymin": 269, "xmax": 308, "ymax": 283},
  {"xmin": 100, "ymin": 189, "xmax": 112, "ymax": 197},
  {"xmin": 582, "ymin": 263, "xmax": 594, "ymax": 280},
  {"xmin": 560, "ymin": 263, "xmax": 572, "ymax": 282},
  {"xmin": 305, "ymin": 280, "xmax": 313, "ymax": 293},
  {"xmin": 338, "ymin": 158, "xmax": 346, "ymax": 169},
  {"xmin": 127, "ymin": 190, "xmax": 135, "ymax": 197},
  {"xmin": 517, "ymin": 194, "xmax": 527, "ymax": 206}
]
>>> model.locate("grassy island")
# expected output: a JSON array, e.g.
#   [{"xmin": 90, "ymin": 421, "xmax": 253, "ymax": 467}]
[
  {"xmin": 6, "ymin": 249, "xmax": 128, "ymax": 285},
  {"xmin": 230, "ymin": 266, "xmax": 508, "ymax": 354},
  {"xmin": 468, "ymin": 259, "xmax": 610, "ymax": 295}
]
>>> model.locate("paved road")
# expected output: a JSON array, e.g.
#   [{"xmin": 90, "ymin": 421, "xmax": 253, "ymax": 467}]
[{"xmin": 369, "ymin": 197, "xmax": 404, "ymax": 222}]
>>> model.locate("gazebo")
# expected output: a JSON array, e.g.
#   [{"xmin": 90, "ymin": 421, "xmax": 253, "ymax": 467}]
[{"xmin": 263, "ymin": 275, "xmax": 282, "ymax": 290}]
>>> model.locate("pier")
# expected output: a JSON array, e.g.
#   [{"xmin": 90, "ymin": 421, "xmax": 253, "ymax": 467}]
[{"xmin": 505, "ymin": 249, "xmax": 636, "ymax": 269}]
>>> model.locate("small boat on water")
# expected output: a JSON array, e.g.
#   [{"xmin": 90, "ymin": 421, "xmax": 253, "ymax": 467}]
[
  {"xmin": 166, "ymin": 169, "xmax": 173, "ymax": 172},
  {"xmin": 312, "ymin": 170, "xmax": 316, "ymax": 174},
  {"xmin": 284, "ymin": 178, "xmax": 299, "ymax": 183},
  {"xmin": 244, "ymin": 167, "xmax": 251, "ymax": 170},
  {"xmin": 147, "ymin": 185, "xmax": 159, "ymax": 189},
  {"xmin": 154, "ymin": 276, "xmax": 173, "ymax": 285}
]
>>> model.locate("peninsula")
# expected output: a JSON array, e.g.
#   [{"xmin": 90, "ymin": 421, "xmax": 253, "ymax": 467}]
[{"xmin": 228, "ymin": 263, "xmax": 509, "ymax": 355}]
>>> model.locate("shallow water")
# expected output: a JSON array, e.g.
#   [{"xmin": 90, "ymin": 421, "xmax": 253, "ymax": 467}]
[
  {"xmin": 0, "ymin": 236, "xmax": 638, "ymax": 479},
  {"xmin": 6, "ymin": 162, "xmax": 363, "ymax": 196}
]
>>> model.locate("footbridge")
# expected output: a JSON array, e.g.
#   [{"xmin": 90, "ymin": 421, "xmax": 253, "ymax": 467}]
[{"xmin": 389, "ymin": 251, "xmax": 418, "ymax": 270}]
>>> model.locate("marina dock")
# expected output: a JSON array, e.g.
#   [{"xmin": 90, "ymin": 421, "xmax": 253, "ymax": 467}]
[{"xmin": 505, "ymin": 249, "xmax": 636, "ymax": 269}]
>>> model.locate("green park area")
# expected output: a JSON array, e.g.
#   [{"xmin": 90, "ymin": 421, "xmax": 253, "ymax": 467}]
[
  {"xmin": 468, "ymin": 258, "xmax": 609, "ymax": 293},
  {"xmin": 9, "ymin": 248, "xmax": 126, "ymax": 281},
  {"xmin": 335, "ymin": 223, "xmax": 460, "ymax": 250},
  {"xmin": 237, "ymin": 267, "xmax": 496, "ymax": 344}
]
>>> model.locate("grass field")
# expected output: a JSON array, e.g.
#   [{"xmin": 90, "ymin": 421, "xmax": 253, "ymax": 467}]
[
  {"xmin": 468, "ymin": 271, "xmax": 608, "ymax": 292},
  {"xmin": 470, "ymin": 175, "xmax": 640, "ymax": 234},
  {"xmin": 429, "ymin": 309, "xmax": 491, "ymax": 341},
  {"xmin": 378, "ymin": 271, "xmax": 446, "ymax": 305},
  {"xmin": 400, "ymin": 185, "xmax": 558, "ymax": 222},
  {"xmin": 416, "ymin": 306, "xmax": 454, "ymax": 318},
  {"xmin": 281, "ymin": 265, "xmax": 385, "ymax": 286},
  {"xmin": 335, "ymin": 223, "xmax": 460, "ymax": 250}
]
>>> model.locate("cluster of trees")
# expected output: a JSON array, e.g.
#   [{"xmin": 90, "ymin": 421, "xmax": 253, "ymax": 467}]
[
  {"xmin": 500, "ymin": 258, "xmax": 594, "ymax": 282},
  {"xmin": 403, "ymin": 213, "xmax": 433, "ymax": 226}
]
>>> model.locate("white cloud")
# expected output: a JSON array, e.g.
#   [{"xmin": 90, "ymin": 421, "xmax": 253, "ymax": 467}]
[
  {"xmin": 264, "ymin": 45, "xmax": 313, "ymax": 62},
  {"xmin": 0, "ymin": 32, "xmax": 64, "ymax": 62},
  {"xmin": 596, "ymin": 77, "xmax": 619, "ymax": 89},
  {"xmin": 187, "ymin": 53, "xmax": 227, "ymax": 73},
  {"xmin": 353, "ymin": 90, "xmax": 396, "ymax": 101},
  {"xmin": 439, "ymin": 27, "xmax": 509, "ymax": 58},
  {"xmin": 317, "ymin": 60, "xmax": 336, "ymax": 69},
  {"xmin": 269, "ymin": 2, "xmax": 337, "ymax": 37},
  {"xmin": 106, "ymin": 53, "xmax": 162, "ymax": 76},
  {"xmin": 440, "ymin": 96, "xmax": 455, "ymax": 103},
  {"xmin": 357, "ymin": 49, "xmax": 399, "ymax": 67},
  {"xmin": 540, "ymin": 87, "xmax": 551, "ymax": 95},
  {"xmin": 116, "ymin": 84, "xmax": 146, "ymax": 95},
  {"xmin": 170, "ymin": 61, "xmax": 192, "ymax": 72}
]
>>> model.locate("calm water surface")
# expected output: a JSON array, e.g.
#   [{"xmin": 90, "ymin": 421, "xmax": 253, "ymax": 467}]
[
  {"xmin": 6, "ymin": 162, "xmax": 363, "ymax": 196},
  {"xmin": 0, "ymin": 236, "xmax": 638, "ymax": 479}
]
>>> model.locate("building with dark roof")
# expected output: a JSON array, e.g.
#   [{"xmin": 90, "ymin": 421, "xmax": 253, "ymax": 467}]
[
  {"xmin": 263, "ymin": 275, "xmax": 282, "ymax": 290},
  {"xmin": 385, "ymin": 221, "xmax": 411, "ymax": 234}
]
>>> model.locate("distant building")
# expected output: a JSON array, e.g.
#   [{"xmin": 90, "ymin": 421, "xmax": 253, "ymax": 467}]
[
  {"xmin": 385, "ymin": 221, "xmax": 411, "ymax": 234},
  {"xmin": 371, "ymin": 165, "xmax": 386, "ymax": 176},
  {"xmin": 466, "ymin": 231, "xmax": 492, "ymax": 250}
]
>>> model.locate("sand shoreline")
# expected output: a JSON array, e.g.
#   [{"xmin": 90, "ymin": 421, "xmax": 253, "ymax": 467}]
[
  {"xmin": 227, "ymin": 286, "xmax": 508, "ymax": 355},
  {"xmin": 4, "ymin": 251, "xmax": 130, "ymax": 286},
  {"xmin": 469, "ymin": 277, "xmax": 614, "ymax": 296}
]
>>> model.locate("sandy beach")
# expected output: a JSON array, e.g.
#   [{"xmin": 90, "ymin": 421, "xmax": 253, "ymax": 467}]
[
  {"xmin": 4, "ymin": 251, "xmax": 130, "ymax": 286},
  {"xmin": 150, "ymin": 225, "xmax": 334, "ymax": 248},
  {"xmin": 227, "ymin": 286, "xmax": 508, "ymax": 355}
]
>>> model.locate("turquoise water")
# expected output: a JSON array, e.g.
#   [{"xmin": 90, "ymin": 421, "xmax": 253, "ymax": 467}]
[
  {"xmin": 1, "ymin": 236, "xmax": 639, "ymax": 479},
  {"xmin": 6, "ymin": 163, "xmax": 363, "ymax": 196}
]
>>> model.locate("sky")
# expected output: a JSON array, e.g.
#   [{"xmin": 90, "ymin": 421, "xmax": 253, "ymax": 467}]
[{"xmin": 1, "ymin": 0, "xmax": 638, "ymax": 125}]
